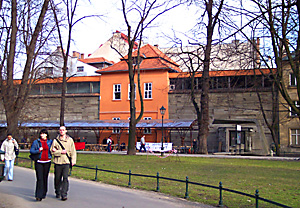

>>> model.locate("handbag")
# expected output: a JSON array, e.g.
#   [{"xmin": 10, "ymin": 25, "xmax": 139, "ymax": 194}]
[
  {"xmin": 29, "ymin": 140, "xmax": 41, "ymax": 161},
  {"xmin": 14, "ymin": 146, "xmax": 19, "ymax": 156},
  {"xmin": 29, "ymin": 153, "xmax": 40, "ymax": 161}
]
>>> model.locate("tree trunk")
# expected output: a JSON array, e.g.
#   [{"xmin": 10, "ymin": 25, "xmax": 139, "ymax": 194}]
[
  {"xmin": 60, "ymin": 68, "xmax": 67, "ymax": 126},
  {"xmin": 198, "ymin": 63, "xmax": 209, "ymax": 154}
]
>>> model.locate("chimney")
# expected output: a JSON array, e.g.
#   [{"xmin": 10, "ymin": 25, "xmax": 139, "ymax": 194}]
[
  {"xmin": 80, "ymin": 53, "xmax": 84, "ymax": 59},
  {"xmin": 154, "ymin": 44, "xmax": 159, "ymax": 48},
  {"xmin": 72, "ymin": 51, "xmax": 80, "ymax": 58}
]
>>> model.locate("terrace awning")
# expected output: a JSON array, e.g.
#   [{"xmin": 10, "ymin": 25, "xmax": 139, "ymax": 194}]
[{"xmin": 0, "ymin": 119, "xmax": 197, "ymax": 130}]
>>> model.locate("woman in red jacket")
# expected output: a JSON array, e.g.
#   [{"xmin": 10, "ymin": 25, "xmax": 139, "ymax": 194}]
[{"xmin": 30, "ymin": 129, "xmax": 53, "ymax": 201}]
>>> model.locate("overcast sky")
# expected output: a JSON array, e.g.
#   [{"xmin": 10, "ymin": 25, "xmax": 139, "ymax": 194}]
[{"xmin": 70, "ymin": 0, "xmax": 198, "ymax": 56}]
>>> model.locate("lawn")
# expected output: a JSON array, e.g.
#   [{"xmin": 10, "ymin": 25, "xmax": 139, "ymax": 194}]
[{"xmin": 16, "ymin": 152, "xmax": 299, "ymax": 208}]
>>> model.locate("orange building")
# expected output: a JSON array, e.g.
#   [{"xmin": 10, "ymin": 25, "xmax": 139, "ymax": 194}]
[{"xmin": 96, "ymin": 44, "xmax": 181, "ymax": 145}]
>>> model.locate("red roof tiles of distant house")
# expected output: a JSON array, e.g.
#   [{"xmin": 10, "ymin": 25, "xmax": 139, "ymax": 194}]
[
  {"xmin": 78, "ymin": 57, "xmax": 114, "ymax": 64},
  {"xmin": 116, "ymin": 30, "xmax": 138, "ymax": 49},
  {"xmin": 168, "ymin": 68, "xmax": 276, "ymax": 78},
  {"xmin": 96, "ymin": 44, "xmax": 181, "ymax": 74}
]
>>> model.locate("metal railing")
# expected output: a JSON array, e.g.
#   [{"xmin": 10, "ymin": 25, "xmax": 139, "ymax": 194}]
[{"xmin": 16, "ymin": 156, "xmax": 292, "ymax": 208}]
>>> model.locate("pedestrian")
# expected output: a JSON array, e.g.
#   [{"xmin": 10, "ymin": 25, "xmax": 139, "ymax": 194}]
[
  {"xmin": 192, "ymin": 139, "xmax": 197, "ymax": 154},
  {"xmin": 30, "ymin": 129, "xmax": 53, "ymax": 201},
  {"xmin": 51, "ymin": 126, "xmax": 77, "ymax": 201},
  {"xmin": 107, "ymin": 136, "xmax": 112, "ymax": 152},
  {"xmin": 0, "ymin": 133, "xmax": 19, "ymax": 181},
  {"xmin": 140, "ymin": 135, "xmax": 146, "ymax": 152}
]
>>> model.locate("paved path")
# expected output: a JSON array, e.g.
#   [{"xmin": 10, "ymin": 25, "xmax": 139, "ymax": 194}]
[{"xmin": 0, "ymin": 166, "xmax": 214, "ymax": 208}]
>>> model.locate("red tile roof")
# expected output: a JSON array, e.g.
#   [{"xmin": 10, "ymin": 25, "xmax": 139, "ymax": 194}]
[
  {"xmin": 96, "ymin": 44, "xmax": 181, "ymax": 74},
  {"xmin": 169, "ymin": 68, "xmax": 276, "ymax": 78},
  {"xmin": 117, "ymin": 30, "xmax": 138, "ymax": 49}
]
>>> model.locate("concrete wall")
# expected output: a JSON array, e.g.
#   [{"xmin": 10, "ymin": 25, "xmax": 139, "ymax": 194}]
[
  {"xmin": 0, "ymin": 95, "xmax": 100, "ymax": 143},
  {"xmin": 169, "ymin": 90, "xmax": 274, "ymax": 155},
  {"xmin": 22, "ymin": 95, "xmax": 99, "ymax": 121}
]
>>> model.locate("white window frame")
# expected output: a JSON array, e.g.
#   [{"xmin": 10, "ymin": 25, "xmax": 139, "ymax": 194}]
[
  {"xmin": 289, "ymin": 73, "xmax": 297, "ymax": 86},
  {"xmin": 143, "ymin": 117, "xmax": 152, "ymax": 134},
  {"xmin": 144, "ymin": 83, "xmax": 152, "ymax": 99},
  {"xmin": 77, "ymin": 66, "xmax": 84, "ymax": 72},
  {"xmin": 290, "ymin": 129, "xmax": 300, "ymax": 146},
  {"xmin": 289, "ymin": 101, "xmax": 300, "ymax": 117},
  {"xmin": 113, "ymin": 84, "xmax": 121, "ymax": 100},
  {"xmin": 112, "ymin": 117, "xmax": 120, "ymax": 134},
  {"xmin": 128, "ymin": 84, "xmax": 136, "ymax": 100}
]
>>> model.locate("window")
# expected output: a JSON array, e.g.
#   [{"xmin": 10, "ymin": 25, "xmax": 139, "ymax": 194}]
[
  {"xmin": 113, "ymin": 84, "xmax": 121, "ymax": 100},
  {"xmin": 290, "ymin": 101, "xmax": 300, "ymax": 117},
  {"xmin": 289, "ymin": 73, "xmax": 297, "ymax": 86},
  {"xmin": 30, "ymin": 85, "xmax": 40, "ymax": 95},
  {"xmin": 144, "ymin": 117, "xmax": 152, "ymax": 134},
  {"xmin": 112, "ymin": 117, "xmax": 120, "ymax": 134},
  {"xmin": 128, "ymin": 84, "xmax": 136, "ymax": 99},
  {"xmin": 91, "ymin": 82, "xmax": 100, "ymax": 93},
  {"xmin": 45, "ymin": 67, "xmax": 53, "ymax": 75},
  {"xmin": 77, "ymin": 66, "xmax": 84, "ymax": 72},
  {"xmin": 144, "ymin": 83, "xmax": 152, "ymax": 99},
  {"xmin": 290, "ymin": 129, "xmax": 300, "ymax": 146}
]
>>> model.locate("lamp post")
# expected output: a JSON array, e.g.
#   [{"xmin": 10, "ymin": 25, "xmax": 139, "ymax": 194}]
[{"xmin": 160, "ymin": 106, "xmax": 166, "ymax": 156}]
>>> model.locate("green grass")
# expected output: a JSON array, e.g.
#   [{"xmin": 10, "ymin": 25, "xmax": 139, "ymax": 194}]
[{"xmin": 16, "ymin": 152, "xmax": 300, "ymax": 208}]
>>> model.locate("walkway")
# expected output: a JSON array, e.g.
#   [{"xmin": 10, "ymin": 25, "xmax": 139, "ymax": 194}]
[{"xmin": 0, "ymin": 166, "xmax": 214, "ymax": 208}]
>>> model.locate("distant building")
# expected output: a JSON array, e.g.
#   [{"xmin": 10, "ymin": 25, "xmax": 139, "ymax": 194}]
[
  {"xmin": 95, "ymin": 44, "xmax": 181, "ymax": 145},
  {"xmin": 35, "ymin": 46, "xmax": 98, "ymax": 78}
]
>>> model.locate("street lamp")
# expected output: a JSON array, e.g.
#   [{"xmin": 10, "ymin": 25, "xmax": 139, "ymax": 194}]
[{"xmin": 160, "ymin": 106, "xmax": 166, "ymax": 156}]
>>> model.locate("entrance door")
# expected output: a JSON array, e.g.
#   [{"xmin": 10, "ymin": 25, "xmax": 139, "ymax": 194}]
[{"xmin": 229, "ymin": 130, "xmax": 245, "ymax": 151}]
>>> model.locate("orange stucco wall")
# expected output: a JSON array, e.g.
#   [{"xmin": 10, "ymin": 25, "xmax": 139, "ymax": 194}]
[{"xmin": 99, "ymin": 69, "xmax": 170, "ymax": 145}]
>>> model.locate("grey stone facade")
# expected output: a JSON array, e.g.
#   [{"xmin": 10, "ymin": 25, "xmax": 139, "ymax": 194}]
[
  {"xmin": 21, "ymin": 95, "xmax": 100, "ymax": 121},
  {"xmin": 169, "ymin": 90, "xmax": 274, "ymax": 155},
  {"xmin": 0, "ymin": 94, "xmax": 100, "ymax": 143}
]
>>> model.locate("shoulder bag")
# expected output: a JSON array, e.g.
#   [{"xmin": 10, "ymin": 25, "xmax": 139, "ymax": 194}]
[
  {"xmin": 55, "ymin": 138, "xmax": 73, "ymax": 171},
  {"xmin": 29, "ymin": 140, "xmax": 41, "ymax": 161}
]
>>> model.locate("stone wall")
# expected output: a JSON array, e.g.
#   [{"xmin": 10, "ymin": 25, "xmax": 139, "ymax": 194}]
[
  {"xmin": 21, "ymin": 95, "xmax": 99, "ymax": 121},
  {"xmin": 169, "ymin": 89, "xmax": 274, "ymax": 154},
  {"xmin": 0, "ymin": 95, "xmax": 100, "ymax": 143}
]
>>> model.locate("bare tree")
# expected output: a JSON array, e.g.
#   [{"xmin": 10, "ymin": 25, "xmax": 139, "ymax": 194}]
[
  {"xmin": 50, "ymin": 0, "xmax": 98, "ymax": 126},
  {"xmin": 176, "ymin": 0, "xmax": 224, "ymax": 154},
  {"xmin": 226, "ymin": 0, "xmax": 299, "ymax": 154},
  {"xmin": 0, "ymin": 0, "xmax": 52, "ymax": 135},
  {"xmin": 121, "ymin": 0, "xmax": 182, "ymax": 155}
]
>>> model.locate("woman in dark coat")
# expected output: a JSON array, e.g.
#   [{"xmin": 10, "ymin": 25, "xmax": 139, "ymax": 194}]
[{"xmin": 30, "ymin": 129, "xmax": 53, "ymax": 201}]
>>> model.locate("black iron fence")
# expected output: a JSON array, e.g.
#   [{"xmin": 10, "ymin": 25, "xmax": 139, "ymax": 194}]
[{"xmin": 16, "ymin": 156, "xmax": 292, "ymax": 208}]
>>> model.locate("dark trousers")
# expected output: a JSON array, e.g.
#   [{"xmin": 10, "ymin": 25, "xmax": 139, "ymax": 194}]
[
  {"xmin": 140, "ymin": 144, "xmax": 146, "ymax": 152},
  {"xmin": 54, "ymin": 164, "xmax": 69, "ymax": 198},
  {"xmin": 34, "ymin": 161, "xmax": 51, "ymax": 199}
]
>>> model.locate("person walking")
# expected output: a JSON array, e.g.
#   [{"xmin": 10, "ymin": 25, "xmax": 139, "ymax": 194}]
[
  {"xmin": 0, "ymin": 133, "xmax": 19, "ymax": 181},
  {"xmin": 139, "ymin": 135, "xmax": 146, "ymax": 152},
  {"xmin": 107, "ymin": 136, "xmax": 112, "ymax": 152},
  {"xmin": 30, "ymin": 129, "xmax": 53, "ymax": 201},
  {"xmin": 51, "ymin": 126, "xmax": 77, "ymax": 201}
]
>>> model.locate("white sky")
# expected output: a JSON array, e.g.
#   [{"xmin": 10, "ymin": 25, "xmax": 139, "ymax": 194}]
[{"xmin": 70, "ymin": 0, "xmax": 198, "ymax": 56}]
